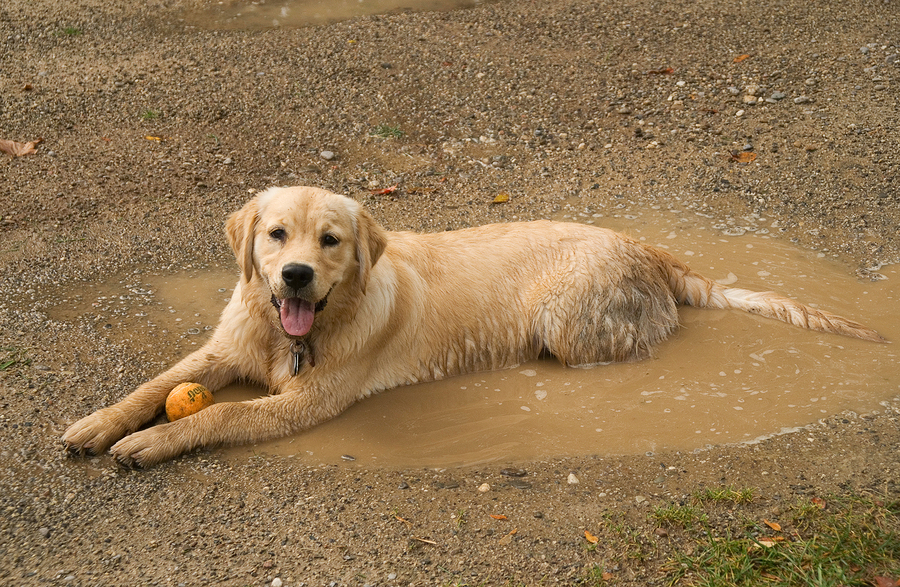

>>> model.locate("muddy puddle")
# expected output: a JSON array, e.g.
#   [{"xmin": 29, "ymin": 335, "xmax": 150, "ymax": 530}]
[
  {"xmin": 181, "ymin": 0, "xmax": 495, "ymax": 30},
  {"xmin": 46, "ymin": 204, "xmax": 898, "ymax": 468}
]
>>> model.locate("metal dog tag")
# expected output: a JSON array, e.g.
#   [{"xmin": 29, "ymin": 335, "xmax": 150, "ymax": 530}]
[{"xmin": 290, "ymin": 340, "xmax": 306, "ymax": 377}]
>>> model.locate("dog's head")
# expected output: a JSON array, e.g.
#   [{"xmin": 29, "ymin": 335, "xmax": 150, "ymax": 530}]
[{"xmin": 225, "ymin": 186, "xmax": 387, "ymax": 338}]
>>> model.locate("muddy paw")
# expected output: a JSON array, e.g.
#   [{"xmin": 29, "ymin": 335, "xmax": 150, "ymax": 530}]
[
  {"xmin": 110, "ymin": 424, "xmax": 186, "ymax": 468},
  {"xmin": 61, "ymin": 411, "xmax": 129, "ymax": 457}
]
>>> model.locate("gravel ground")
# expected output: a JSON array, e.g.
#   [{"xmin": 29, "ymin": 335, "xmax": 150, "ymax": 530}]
[{"xmin": 1, "ymin": 0, "xmax": 899, "ymax": 585}]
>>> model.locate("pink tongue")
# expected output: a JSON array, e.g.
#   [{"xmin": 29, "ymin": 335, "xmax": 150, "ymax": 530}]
[{"xmin": 280, "ymin": 298, "xmax": 315, "ymax": 336}]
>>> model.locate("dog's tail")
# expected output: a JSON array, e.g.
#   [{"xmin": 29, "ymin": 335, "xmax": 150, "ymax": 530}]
[{"xmin": 658, "ymin": 251, "xmax": 886, "ymax": 343}]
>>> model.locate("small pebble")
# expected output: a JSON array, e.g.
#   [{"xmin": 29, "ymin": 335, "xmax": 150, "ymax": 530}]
[
  {"xmin": 793, "ymin": 95, "xmax": 811, "ymax": 104},
  {"xmin": 320, "ymin": 150, "xmax": 335, "ymax": 161},
  {"xmin": 340, "ymin": 454, "xmax": 355, "ymax": 461},
  {"xmin": 567, "ymin": 473, "xmax": 579, "ymax": 484},
  {"xmin": 508, "ymin": 478, "xmax": 532, "ymax": 490},
  {"xmin": 500, "ymin": 467, "xmax": 527, "ymax": 477},
  {"xmin": 478, "ymin": 483, "xmax": 491, "ymax": 492},
  {"xmin": 271, "ymin": 579, "xmax": 283, "ymax": 587}
]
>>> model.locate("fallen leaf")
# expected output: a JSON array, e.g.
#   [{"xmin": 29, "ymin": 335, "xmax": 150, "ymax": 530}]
[
  {"xmin": 584, "ymin": 530, "xmax": 599, "ymax": 544},
  {"xmin": 764, "ymin": 519, "xmax": 782, "ymax": 532},
  {"xmin": 647, "ymin": 67, "xmax": 675, "ymax": 75},
  {"xmin": 395, "ymin": 515, "xmax": 412, "ymax": 528},
  {"xmin": 498, "ymin": 527, "xmax": 518, "ymax": 545},
  {"xmin": 0, "ymin": 137, "xmax": 42, "ymax": 157},
  {"xmin": 492, "ymin": 193, "xmax": 510, "ymax": 204},
  {"xmin": 411, "ymin": 536, "xmax": 436, "ymax": 545},
  {"xmin": 756, "ymin": 538, "xmax": 778, "ymax": 548},
  {"xmin": 602, "ymin": 572, "xmax": 613, "ymax": 581},
  {"xmin": 490, "ymin": 514, "xmax": 508, "ymax": 520},
  {"xmin": 811, "ymin": 497, "xmax": 826, "ymax": 509},
  {"xmin": 371, "ymin": 184, "xmax": 398, "ymax": 195},
  {"xmin": 730, "ymin": 151, "xmax": 757, "ymax": 164},
  {"xmin": 733, "ymin": 54, "xmax": 751, "ymax": 63},
  {"xmin": 874, "ymin": 576, "xmax": 900, "ymax": 587}
]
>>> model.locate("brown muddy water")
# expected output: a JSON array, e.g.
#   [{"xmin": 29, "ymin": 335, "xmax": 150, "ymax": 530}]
[
  {"xmin": 47, "ymin": 205, "xmax": 899, "ymax": 468},
  {"xmin": 181, "ymin": 0, "xmax": 495, "ymax": 30}
]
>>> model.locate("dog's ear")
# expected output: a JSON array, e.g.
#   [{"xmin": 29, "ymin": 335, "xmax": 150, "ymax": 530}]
[
  {"xmin": 355, "ymin": 207, "xmax": 387, "ymax": 294},
  {"xmin": 225, "ymin": 198, "xmax": 259, "ymax": 284}
]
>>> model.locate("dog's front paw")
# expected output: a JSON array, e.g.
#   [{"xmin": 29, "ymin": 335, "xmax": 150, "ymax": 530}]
[
  {"xmin": 62, "ymin": 408, "xmax": 130, "ymax": 457},
  {"xmin": 110, "ymin": 424, "xmax": 189, "ymax": 468}
]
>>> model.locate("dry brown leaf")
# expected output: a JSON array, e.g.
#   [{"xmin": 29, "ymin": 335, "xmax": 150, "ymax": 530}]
[
  {"xmin": 874, "ymin": 576, "xmax": 900, "ymax": 587},
  {"xmin": 394, "ymin": 515, "xmax": 412, "ymax": 528},
  {"xmin": 584, "ymin": 530, "xmax": 599, "ymax": 544},
  {"xmin": 411, "ymin": 536, "xmax": 437, "ymax": 545},
  {"xmin": 0, "ymin": 137, "xmax": 42, "ymax": 157},
  {"xmin": 371, "ymin": 184, "xmax": 398, "ymax": 195},
  {"xmin": 492, "ymin": 193, "xmax": 510, "ymax": 204},
  {"xmin": 733, "ymin": 54, "xmax": 751, "ymax": 63},
  {"xmin": 764, "ymin": 519, "xmax": 782, "ymax": 532},
  {"xmin": 602, "ymin": 572, "xmax": 613, "ymax": 581},
  {"xmin": 731, "ymin": 151, "xmax": 757, "ymax": 164},
  {"xmin": 490, "ymin": 514, "xmax": 508, "ymax": 520}
]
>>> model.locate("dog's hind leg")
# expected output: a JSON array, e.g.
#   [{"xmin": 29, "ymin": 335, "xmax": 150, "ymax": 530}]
[{"xmin": 532, "ymin": 271, "xmax": 680, "ymax": 367}]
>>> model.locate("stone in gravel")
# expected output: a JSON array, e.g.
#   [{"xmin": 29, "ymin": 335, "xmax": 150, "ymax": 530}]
[
  {"xmin": 320, "ymin": 150, "xmax": 335, "ymax": 161},
  {"xmin": 769, "ymin": 91, "xmax": 787, "ymax": 101},
  {"xmin": 567, "ymin": 473, "xmax": 579, "ymax": 484},
  {"xmin": 794, "ymin": 96, "xmax": 812, "ymax": 104},
  {"xmin": 271, "ymin": 579, "xmax": 283, "ymax": 587},
  {"xmin": 478, "ymin": 483, "xmax": 491, "ymax": 492},
  {"xmin": 508, "ymin": 478, "xmax": 532, "ymax": 490},
  {"xmin": 340, "ymin": 454, "xmax": 355, "ymax": 461},
  {"xmin": 500, "ymin": 467, "xmax": 527, "ymax": 477},
  {"xmin": 39, "ymin": 527, "xmax": 50, "ymax": 538}
]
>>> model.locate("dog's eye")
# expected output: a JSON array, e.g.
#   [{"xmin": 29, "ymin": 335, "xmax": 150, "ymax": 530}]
[
  {"xmin": 321, "ymin": 234, "xmax": 339, "ymax": 247},
  {"xmin": 269, "ymin": 228, "xmax": 287, "ymax": 242}
]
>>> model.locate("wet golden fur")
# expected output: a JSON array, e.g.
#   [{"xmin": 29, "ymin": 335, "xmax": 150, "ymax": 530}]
[{"xmin": 62, "ymin": 186, "xmax": 884, "ymax": 466}]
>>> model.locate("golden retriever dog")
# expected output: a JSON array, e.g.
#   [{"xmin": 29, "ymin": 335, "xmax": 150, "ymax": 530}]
[{"xmin": 62, "ymin": 186, "xmax": 885, "ymax": 466}]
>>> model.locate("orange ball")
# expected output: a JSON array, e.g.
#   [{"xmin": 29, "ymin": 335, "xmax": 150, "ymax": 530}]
[{"xmin": 165, "ymin": 382, "xmax": 214, "ymax": 422}]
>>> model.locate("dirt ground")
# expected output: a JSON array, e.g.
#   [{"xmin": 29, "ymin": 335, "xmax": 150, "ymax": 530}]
[{"xmin": 1, "ymin": 0, "xmax": 899, "ymax": 584}]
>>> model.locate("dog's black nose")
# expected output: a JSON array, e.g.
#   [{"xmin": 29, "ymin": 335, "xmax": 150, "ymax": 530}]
[{"xmin": 282, "ymin": 263, "xmax": 315, "ymax": 289}]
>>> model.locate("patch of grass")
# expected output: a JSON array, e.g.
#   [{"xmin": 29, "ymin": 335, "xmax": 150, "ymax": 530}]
[
  {"xmin": 652, "ymin": 503, "xmax": 709, "ymax": 528},
  {"xmin": 56, "ymin": 26, "xmax": 82, "ymax": 36},
  {"xmin": 694, "ymin": 485, "xmax": 754, "ymax": 505},
  {"xmin": 369, "ymin": 123, "xmax": 404, "ymax": 139},
  {"xmin": 1, "ymin": 347, "xmax": 31, "ymax": 371},
  {"xmin": 665, "ymin": 494, "xmax": 900, "ymax": 587},
  {"xmin": 141, "ymin": 109, "xmax": 160, "ymax": 121}
]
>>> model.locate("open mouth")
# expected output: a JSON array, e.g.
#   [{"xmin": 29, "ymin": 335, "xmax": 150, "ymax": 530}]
[{"xmin": 270, "ymin": 293, "xmax": 329, "ymax": 337}]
